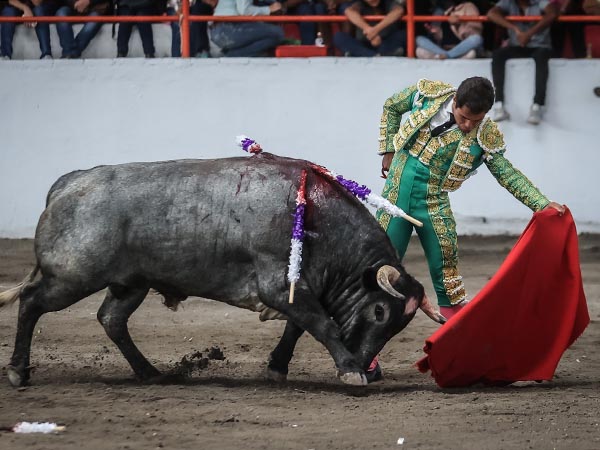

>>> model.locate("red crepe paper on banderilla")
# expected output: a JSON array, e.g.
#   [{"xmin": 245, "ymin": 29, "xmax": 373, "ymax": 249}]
[{"xmin": 416, "ymin": 208, "xmax": 589, "ymax": 388}]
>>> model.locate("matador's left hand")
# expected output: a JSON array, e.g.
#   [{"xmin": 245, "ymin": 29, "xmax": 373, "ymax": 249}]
[{"xmin": 544, "ymin": 201, "xmax": 566, "ymax": 215}]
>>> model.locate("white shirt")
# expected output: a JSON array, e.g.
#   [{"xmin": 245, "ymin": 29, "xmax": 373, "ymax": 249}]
[{"xmin": 428, "ymin": 96, "xmax": 457, "ymax": 135}]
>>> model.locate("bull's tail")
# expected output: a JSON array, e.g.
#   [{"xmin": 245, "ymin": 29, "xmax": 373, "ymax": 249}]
[{"xmin": 0, "ymin": 265, "xmax": 39, "ymax": 308}]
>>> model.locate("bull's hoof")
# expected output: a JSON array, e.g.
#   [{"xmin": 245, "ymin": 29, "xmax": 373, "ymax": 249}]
[
  {"xmin": 265, "ymin": 367, "xmax": 287, "ymax": 383},
  {"xmin": 339, "ymin": 372, "xmax": 368, "ymax": 386},
  {"xmin": 7, "ymin": 365, "xmax": 27, "ymax": 387}
]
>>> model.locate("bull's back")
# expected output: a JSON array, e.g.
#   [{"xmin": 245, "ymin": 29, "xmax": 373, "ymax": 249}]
[{"xmin": 35, "ymin": 155, "xmax": 306, "ymax": 287}]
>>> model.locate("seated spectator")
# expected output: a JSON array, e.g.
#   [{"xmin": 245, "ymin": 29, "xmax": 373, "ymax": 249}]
[
  {"xmin": 487, "ymin": 0, "xmax": 560, "ymax": 125},
  {"xmin": 55, "ymin": 0, "xmax": 112, "ymax": 58},
  {"xmin": 551, "ymin": 0, "xmax": 586, "ymax": 58},
  {"xmin": 284, "ymin": 0, "xmax": 332, "ymax": 46},
  {"xmin": 1, "ymin": 0, "xmax": 57, "ymax": 59},
  {"xmin": 116, "ymin": 0, "xmax": 164, "ymax": 58},
  {"xmin": 416, "ymin": 1, "xmax": 483, "ymax": 59},
  {"xmin": 168, "ymin": 0, "xmax": 216, "ymax": 57},
  {"xmin": 333, "ymin": 0, "xmax": 406, "ymax": 57},
  {"xmin": 583, "ymin": 0, "xmax": 600, "ymax": 14},
  {"xmin": 209, "ymin": 0, "xmax": 284, "ymax": 57}
]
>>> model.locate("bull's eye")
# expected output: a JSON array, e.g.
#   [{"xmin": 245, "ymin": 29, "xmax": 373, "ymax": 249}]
[{"xmin": 375, "ymin": 304, "xmax": 385, "ymax": 322}]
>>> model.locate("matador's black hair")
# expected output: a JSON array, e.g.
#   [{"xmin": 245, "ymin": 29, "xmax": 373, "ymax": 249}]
[{"xmin": 455, "ymin": 76, "xmax": 495, "ymax": 114}]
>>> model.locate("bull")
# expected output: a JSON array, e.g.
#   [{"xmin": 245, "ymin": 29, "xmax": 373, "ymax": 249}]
[{"xmin": 0, "ymin": 153, "xmax": 443, "ymax": 387}]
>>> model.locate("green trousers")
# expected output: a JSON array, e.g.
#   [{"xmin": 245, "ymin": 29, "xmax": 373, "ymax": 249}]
[{"xmin": 382, "ymin": 154, "xmax": 465, "ymax": 307}]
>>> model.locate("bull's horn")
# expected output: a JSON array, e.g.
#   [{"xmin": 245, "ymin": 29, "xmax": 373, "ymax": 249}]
[
  {"xmin": 420, "ymin": 294, "xmax": 447, "ymax": 324},
  {"xmin": 376, "ymin": 265, "xmax": 405, "ymax": 300}
]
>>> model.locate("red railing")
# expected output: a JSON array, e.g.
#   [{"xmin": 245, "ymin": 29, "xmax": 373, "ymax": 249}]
[{"xmin": 1, "ymin": 0, "xmax": 599, "ymax": 58}]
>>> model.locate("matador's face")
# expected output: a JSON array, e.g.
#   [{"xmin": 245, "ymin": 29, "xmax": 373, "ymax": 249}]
[{"xmin": 452, "ymin": 98, "xmax": 487, "ymax": 134}]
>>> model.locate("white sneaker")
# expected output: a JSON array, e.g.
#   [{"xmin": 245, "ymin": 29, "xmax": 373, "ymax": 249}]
[
  {"xmin": 416, "ymin": 47, "xmax": 436, "ymax": 59},
  {"xmin": 460, "ymin": 49, "xmax": 477, "ymax": 59},
  {"xmin": 491, "ymin": 102, "xmax": 510, "ymax": 122},
  {"xmin": 527, "ymin": 103, "xmax": 543, "ymax": 125},
  {"xmin": 40, "ymin": 54, "xmax": 53, "ymax": 60}
]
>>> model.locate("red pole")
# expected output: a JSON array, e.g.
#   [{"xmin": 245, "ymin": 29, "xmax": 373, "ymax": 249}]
[
  {"xmin": 406, "ymin": 0, "xmax": 415, "ymax": 58},
  {"xmin": 181, "ymin": 0, "xmax": 191, "ymax": 58}
]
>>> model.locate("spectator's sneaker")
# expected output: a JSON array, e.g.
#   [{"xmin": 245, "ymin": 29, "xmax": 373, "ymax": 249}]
[
  {"xmin": 40, "ymin": 54, "xmax": 53, "ymax": 60},
  {"xmin": 416, "ymin": 47, "xmax": 436, "ymax": 59},
  {"xmin": 1, "ymin": 55, "xmax": 10, "ymax": 60},
  {"xmin": 527, "ymin": 103, "xmax": 543, "ymax": 125},
  {"xmin": 365, "ymin": 362, "xmax": 383, "ymax": 383},
  {"xmin": 391, "ymin": 46, "xmax": 404, "ymax": 57},
  {"xmin": 491, "ymin": 102, "xmax": 510, "ymax": 122},
  {"xmin": 460, "ymin": 49, "xmax": 477, "ymax": 59}
]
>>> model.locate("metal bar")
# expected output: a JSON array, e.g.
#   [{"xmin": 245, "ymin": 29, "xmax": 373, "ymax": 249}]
[{"xmin": 181, "ymin": 0, "xmax": 190, "ymax": 58}]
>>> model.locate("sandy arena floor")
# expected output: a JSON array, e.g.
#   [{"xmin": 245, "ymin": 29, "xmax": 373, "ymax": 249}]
[{"xmin": 0, "ymin": 235, "xmax": 599, "ymax": 450}]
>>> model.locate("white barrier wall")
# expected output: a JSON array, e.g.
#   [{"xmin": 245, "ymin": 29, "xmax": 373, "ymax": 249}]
[{"xmin": 0, "ymin": 57, "xmax": 599, "ymax": 237}]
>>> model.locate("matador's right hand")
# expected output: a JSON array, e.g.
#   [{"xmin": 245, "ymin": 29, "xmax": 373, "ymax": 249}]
[{"xmin": 381, "ymin": 153, "xmax": 394, "ymax": 179}]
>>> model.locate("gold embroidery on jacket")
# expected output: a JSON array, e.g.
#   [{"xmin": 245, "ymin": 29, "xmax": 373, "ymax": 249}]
[{"xmin": 378, "ymin": 151, "xmax": 409, "ymax": 231}]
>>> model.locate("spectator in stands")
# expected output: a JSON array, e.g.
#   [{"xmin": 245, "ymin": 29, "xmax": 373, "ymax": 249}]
[
  {"xmin": 284, "ymin": 0, "xmax": 332, "ymax": 46},
  {"xmin": 333, "ymin": 0, "xmax": 406, "ymax": 57},
  {"xmin": 209, "ymin": 0, "xmax": 284, "ymax": 57},
  {"xmin": 1, "ymin": 0, "xmax": 57, "ymax": 59},
  {"xmin": 168, "ymin": 0, "xmax": 216, "ymax": 57},
  {"xmin": 551, "ymin": 0, "xmax": 586, "ymax": 58},
  {"xmin": 583, "ymin": 0, "xmax": 600, "ymax": 14},
  {"xmin": 487, "ymin": 0, "xmax": 560, "ymax": 125},
  {"xmin": 55, "ymin": 0, "xmax": 112, "ymax": 58},
  {"xmin": 416, "ymin": 1, "xmax": 483, "ymax": 59},
  {"xmin": 116, "ymin": 0, "xmax": 164, "ymax": 58}
]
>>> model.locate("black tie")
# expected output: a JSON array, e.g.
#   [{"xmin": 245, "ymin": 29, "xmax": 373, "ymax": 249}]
[{"xmin": 430, "ymin": 113, "xmax": 456, "ymax": 137}]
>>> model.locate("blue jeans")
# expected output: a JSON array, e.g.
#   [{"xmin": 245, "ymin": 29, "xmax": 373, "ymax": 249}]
[
  {"xmin": 169, "ymin": 2, "xmax": 213, "ymax": 57},
  {"xmin": 56, "ymin": 7, "xmax": 103, "ymax": 58},
  {"xmin": 289, "ymin": 2, "xmax": 327, "ymax": 45},
  {"xmin": 1, "ymin": 4, "xmax": 55, "ymax": 58},
  {"xmin": 333, "ymin": 29, "xmax": 406, "ymax": 57},
  {"xmin": 416, "ymin": 34, "xmax": 482, "ymax": 58},
  {"xmin": 210, "ymin": 22, "xmax": 284, "ymax": 57},
  {"xmin": 117, "ymin": 5, "xmax": 156, "ymax": 57}
]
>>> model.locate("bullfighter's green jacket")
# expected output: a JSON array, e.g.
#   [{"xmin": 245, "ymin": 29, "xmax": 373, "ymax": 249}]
[{"xmin": 376, "ymin": 79, "xmax": 550, "ymax": 306}]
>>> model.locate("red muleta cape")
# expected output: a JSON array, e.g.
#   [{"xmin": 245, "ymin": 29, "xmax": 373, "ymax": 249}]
[{"xmin": 416, "ymin": 208, "xmax": 589, "ymax": 387}]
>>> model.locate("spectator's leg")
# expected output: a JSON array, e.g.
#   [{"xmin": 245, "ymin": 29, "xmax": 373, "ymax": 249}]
[
  {"xmin": 491, "ymin": 46, "xmax": 517, "ymax": 103},
  {"xmin": 168, "ymin": 7, "xmax": 181, "ymax": 57},
  {"xmin": 33, "ymin": 3, "xmax": 55, "ymax": 58},
  {"xmin": 117, "ymin": 5, "xmax": 134, "ymax": 56},
  {"xmin": 416, "ymin": 35, "xmax": 446, "ymax": 57},
  {"xmin": 193, "ymin": 2, "xmax": 214, "ymax": 55},
  {"xmin": 55, "ymin": 6, "xmax": 76, "ymax": 58},
  {"xmin": 295, "ymin": 3, "xmax": 316, "ymax": 45},
  {"xmin": 569, "ymin": 22, "xmax": 586, "ymax": 58},
  {"xmin": 378, "ymin": 28, "xmax": 406, "ymax": 56},
  {"xmin": 223, "ymin": 23, "xmax": 284, "ymax": 57},
  {"xmin": 446, "ymin": 34, "xmax": 483, "ymax": 59},
  {"xmin": 137, "ymin": 7, "xmax": 156, "ymax": 57},
  {"xmin": 74, "ymin": 12, "xmax": 103, "ymax": 57},
  {"xmin": 531, "ymin": 47, "xmax": 552, "ymax": 106},
  {"xmin": 1, "ymin": 6, "xmax": 20, "ymax": 59},
  {"xmin": 550, "ymin": 21, "xmax": 565, "ymax": 58},
  {"xmin": 336, "ymin": 2, "xmax": 353, "ymax": 34},
  {"xmin": 333, "ymin": 31, "xmax": 375, "ymax": 57}
]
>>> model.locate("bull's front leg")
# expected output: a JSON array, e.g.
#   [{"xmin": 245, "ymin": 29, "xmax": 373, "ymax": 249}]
[
  {"xmin": 266, "ymin": 320, "xmax": 304, "ymax": 382},
  {"xmin": 275, "ymin": 297, "xmax": 367, "ymax": 386}
]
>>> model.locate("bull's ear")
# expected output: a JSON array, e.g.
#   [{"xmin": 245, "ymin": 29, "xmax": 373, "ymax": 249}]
[{"xmin": 362, "ymin": 267, "xmax": 380, "ymax": 291}]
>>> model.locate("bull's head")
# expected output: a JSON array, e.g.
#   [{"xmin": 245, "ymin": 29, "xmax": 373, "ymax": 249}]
[{"xmin": 341, "ymin": 265, "xmax": 445, "ymax": 373}]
